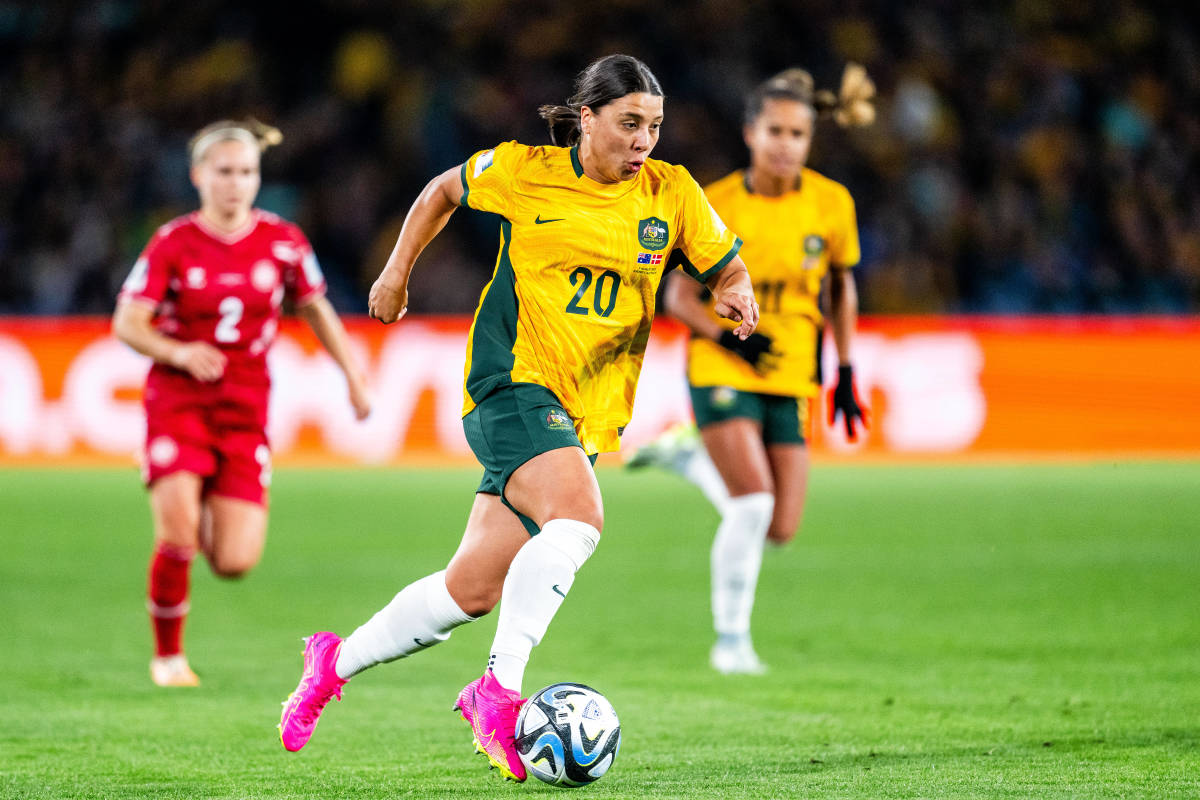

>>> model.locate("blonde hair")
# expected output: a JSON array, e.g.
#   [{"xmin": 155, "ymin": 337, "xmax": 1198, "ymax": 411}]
[
  {"xmin": 188, "ymin": 118, "xmax": 283, "ymax": 165},
  {"xmin": 746, "ymin": 63, "xmax": 875, "ymax": 129}
]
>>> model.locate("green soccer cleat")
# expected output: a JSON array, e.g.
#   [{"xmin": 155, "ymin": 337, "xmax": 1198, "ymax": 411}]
[{"xmin": 623, "ymin": 422, "xmax": 700, "ymax": 474}]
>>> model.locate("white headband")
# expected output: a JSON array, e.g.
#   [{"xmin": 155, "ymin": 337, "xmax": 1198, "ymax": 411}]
[{"xmin": 191, "ymin": 127, "xmax": 259, "ymax": 163}]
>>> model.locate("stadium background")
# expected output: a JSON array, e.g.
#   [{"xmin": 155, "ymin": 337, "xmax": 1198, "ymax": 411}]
[
  {"xmin": 1, "ymin": 0, "xmax": 1198, "ymax": 465},
  {"xmin": 2, "ymin": 0, "xmax": 1197, "ymax": 317}
]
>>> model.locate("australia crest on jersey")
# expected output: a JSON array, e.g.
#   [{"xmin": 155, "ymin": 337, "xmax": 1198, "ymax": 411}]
[
  {"xmin": 802, "ymin": 234, "xmax": 827, "ymax": 270},
  {"xmin": 637, "ymin": 216, "xmax": 669, "ymax": 251},
  {"xmin": 545, "ymin": 408, "xmax": 573, "ymax": 431},
  {"xmin": 710, "ymin": 386, "xmax": 737, "ymax": 409}
]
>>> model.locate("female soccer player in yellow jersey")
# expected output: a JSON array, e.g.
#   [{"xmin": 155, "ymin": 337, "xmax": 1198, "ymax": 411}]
[
  {"xmin": 629, "ymin": 65, "xmax": 875, "ymax": 674},
  {"xmin": 278, "ymin": 54, "xmax": 759, "ymax": 780}
]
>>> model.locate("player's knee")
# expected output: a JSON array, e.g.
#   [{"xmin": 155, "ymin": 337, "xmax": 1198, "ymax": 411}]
[
  {"xmin": 209, "ymin": 552, "xmax": 259, "ymax": 579},
  {"xmin": 572, "ymin": 509, "xmax": 604, "ymax": 533},
  {"xmin": 459, "ymin": 594, "xmax": 499, "ymax": 618},
  {"xmin": 767, "ymin": 510, "xmax": 801, "ymax": 544},
  {"xmin": 446, "ymin": 579, "xmax": 500, "ymax": 618},
  {"xmin": 541, "ymin": 502, "xmax": 603, "ymax": 534},
  {"xmin": 156, "ymin": 510, "xmax": 201, "ymax": 547},
  {"xmin": 767, "ymin": 524, "xmax": 798, "ymax": 545}
]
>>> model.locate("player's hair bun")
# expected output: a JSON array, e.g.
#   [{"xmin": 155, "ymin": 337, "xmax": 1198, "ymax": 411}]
[
  {"xmin": 189, "ymin": 118, "xmax": 284, "ymax": 164},
  {"xmin": 746, "ymin": 64, "xmax": 875, "ymax": 130},
  {"xmin": 832, "ymin": 63, "xmax": 876, "ymax": 128},
  {"xmin": 246, "ymin": 118, "xmax": 284, "ymax": 149}
]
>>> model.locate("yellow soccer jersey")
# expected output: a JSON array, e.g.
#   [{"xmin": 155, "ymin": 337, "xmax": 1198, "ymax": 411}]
[
  {"xmin": 688, "ymin": 168, "xmax": 859, "ymax": 397},
  {"xmin": 460, "ymin": 141, "xmax": 742, "ymax": 454}
]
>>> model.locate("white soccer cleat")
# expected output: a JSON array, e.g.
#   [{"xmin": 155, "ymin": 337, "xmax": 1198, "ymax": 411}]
[
  {"xmin": 623, "ymin": 422, "xmax": 700, "ymax": 474},
  {"xmin": 150, "ymin": 654, "xmax": 200, "ymax": 687},
  {"xmin": 710, "ymin": 639, "xmax": 768, "ymax": 676}
]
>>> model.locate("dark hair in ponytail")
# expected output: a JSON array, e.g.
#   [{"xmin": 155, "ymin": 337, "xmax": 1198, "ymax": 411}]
[
  {"xmin": 538, "ymin": 54, "xmax": 664, "ymax": 146},
  {"xmin": 744, "ymin": 64, "xmax": 876, "ymax": 129}
]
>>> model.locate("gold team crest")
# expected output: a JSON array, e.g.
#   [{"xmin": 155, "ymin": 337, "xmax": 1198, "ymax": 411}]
[
  {"xmin": 638, "ymin": 217, "xmax": 669, "ymax": 251},
  {"xmin": 802, "ymin": 234, "xmax": 826, "ymax": 270},
  {"xmin": 545, "ymin": 408, "xmax": 573, "ymax": 431}
]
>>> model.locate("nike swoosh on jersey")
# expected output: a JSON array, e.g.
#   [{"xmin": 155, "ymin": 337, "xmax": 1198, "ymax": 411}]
[
  {"xmin": 534, "ymin": 215, "xmax": 565, "ymax": 224},
  {"xmin": 552, "ymin": 584, "xmax": 567, "ymax": 598}
]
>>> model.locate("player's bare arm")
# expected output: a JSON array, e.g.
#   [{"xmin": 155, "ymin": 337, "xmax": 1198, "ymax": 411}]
[
  {"xmin": 705, "ymin": 255, "xmax": 759, "ymax": 338},
  {"xmin": 368, "ymin": 165, "xmax": 465, "ymax": 324},
  {"xmin": 826, "ymin": 265, "xmax": 869, "ymax": 438},
  {"xmin": 666, "ymin": 267, "xmax": 776, "ymax": 373},
  {"xmin": 296, "ymin": 296, "xmax": 372, "ymax": 419},
  {"xmin": 113, "ymin": 299, "xmax": 227, "ymax": 382},
  {"xmin": 828, "ymin": 265, "xmax": 858, "ymax": 366},
  {"xmin": 663, "ymin": 269, "xmax": 724, "ymax": 340}
]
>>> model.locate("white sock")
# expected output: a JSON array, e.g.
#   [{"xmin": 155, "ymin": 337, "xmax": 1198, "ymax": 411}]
[
  {"xmin": 682, "ymin": 447, "xmax": 730, "ymax": 516},
  {"xmin": 335, "ymin": 570, "xmax": 475, "ymax": 679},
  {"xmin": 488, "ymin": 518, "xmax": 600, "ymax": 693},
  {"xmin": 711, "ymin": 492, "xmax": 774, "ymax": 637}
]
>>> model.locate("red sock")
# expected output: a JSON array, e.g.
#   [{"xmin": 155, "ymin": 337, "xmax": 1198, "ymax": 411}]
[{"xmin": 147, "ymin": 542, "xmax": 194, "ymax": 657}]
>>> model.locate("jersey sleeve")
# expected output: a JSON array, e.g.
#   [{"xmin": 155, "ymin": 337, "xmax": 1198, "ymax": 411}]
[
  {"xmin": 118, "ymin": 227, "xmax": 176, "ymax": 307},
  {"xmin": 829, "ymin": 184, "xmax": 861, "ymax": 269},
  {"xmin": 671, "ymin": 169, "xmax": 742, "ymax": 284},
  {"xmin": 458, "ymin": 141, "xmax": 522, "ymax": 218},
  {"xmin": 280, "ymin": 225, "xmax": 327, "ymax": 306}
]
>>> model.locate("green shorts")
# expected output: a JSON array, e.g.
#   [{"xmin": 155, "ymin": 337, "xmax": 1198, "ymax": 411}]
[
  {"xmin": 462, "ymin": 382, "xmax": 593, "ymax": 535},
  {"xmin": 688, "ymin": 384, "xmax": 808, "ymax": 446}
]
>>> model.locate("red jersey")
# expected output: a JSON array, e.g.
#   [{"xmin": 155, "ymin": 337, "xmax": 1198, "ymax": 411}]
[{"xmin": 119, "ymin": 210, "xmax": 326, "ymax": 385}]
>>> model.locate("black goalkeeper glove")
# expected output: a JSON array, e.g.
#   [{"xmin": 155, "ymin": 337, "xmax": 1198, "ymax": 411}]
[
  {"xmin": 718, "ymin": 330, "xmax": 776, "ymax": 371},
  {"xmin": 827, "ymin": 364, "xmax": 870, "ymax": 442}
]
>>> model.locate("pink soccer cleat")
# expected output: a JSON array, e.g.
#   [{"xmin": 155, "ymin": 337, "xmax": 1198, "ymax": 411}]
[
  {"xmin": 278, "ymin": 632, "xmax": 346, "ymax": 751},
  {"xmin": 453, "ymin": 669, "xmax": 527, "ymax": 781}
]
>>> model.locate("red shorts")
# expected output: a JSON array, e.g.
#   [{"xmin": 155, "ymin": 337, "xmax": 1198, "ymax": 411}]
[{"xmin": 142, "ymin": 368, "xmax": 271, "ymax": 506}]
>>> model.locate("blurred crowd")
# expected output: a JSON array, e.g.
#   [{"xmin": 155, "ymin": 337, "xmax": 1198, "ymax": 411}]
[{"xmin": 1, "ymin": 0, "xmax": 1197, "ymax": 315}]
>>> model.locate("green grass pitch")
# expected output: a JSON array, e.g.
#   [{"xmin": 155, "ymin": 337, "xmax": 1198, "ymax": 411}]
[{"xmin": 2, "ymin": 461, "xmax": 1198, "ymax": 798}]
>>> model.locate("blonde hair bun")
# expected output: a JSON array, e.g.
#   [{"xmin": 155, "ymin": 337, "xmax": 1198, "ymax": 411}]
[
  {"xmin": 747, "ymin": 64, "xmax": 875, "ymax": 130},
  {"xmin": 189, "ymin": 118, "xmax": 284, "ymax": 164},
  {"xmin": 833, "ymin": 63, "xmax": 876, "ymax": 128}
]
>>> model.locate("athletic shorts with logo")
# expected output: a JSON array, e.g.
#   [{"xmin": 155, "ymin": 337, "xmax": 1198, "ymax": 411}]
[
  {"xmin": 142, "ymin": 366, "xmax": 272, "ymax": 506},
  {"xmin": 462, "ymin": 382, "xmax": 595, "ymax": 535},
  {"xmin": 689, "ymin": 384, "xmax": 809, "ymax": 445}
]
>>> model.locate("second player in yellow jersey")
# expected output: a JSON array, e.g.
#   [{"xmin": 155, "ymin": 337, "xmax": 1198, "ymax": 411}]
[
  {"xmin": 687, "ymin": 165, "xmax": 859, "ymax": 397},
  {"xmin": 628, "ymin": 64, "xmax": 876, "ymax": 675}
]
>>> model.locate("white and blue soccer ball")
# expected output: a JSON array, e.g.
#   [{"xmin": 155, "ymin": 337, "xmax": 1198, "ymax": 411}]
[{"xmin": 515, "ymin": 682, "xmax": 621, "ymax": 787}]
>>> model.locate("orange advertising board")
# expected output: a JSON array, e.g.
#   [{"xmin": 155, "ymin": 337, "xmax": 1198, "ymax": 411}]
[
  {"xmin": 1, "ymin": 315, "xmax": 1197, "ymax": 466},
  {"xmin": 845, "ymin": 316, "xmax": 1200, "ymax": 456}
]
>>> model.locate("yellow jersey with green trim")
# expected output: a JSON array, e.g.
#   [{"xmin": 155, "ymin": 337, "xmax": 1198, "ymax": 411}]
[
  {"xmin": 688, "ymin": 167, "xmax": 859, "ymax": 397},
  {"xmin": 459, "ymin": 140, "xmax": 742, "ymax": 454}
]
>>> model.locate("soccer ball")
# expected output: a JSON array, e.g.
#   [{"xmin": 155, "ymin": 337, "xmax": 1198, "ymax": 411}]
[{"xmin": 515, "ymin": 682, "xmax": 621, "ymax": 787}]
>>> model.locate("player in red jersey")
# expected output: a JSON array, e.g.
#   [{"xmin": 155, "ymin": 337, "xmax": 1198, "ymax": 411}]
[{"xmin": 113, "ymin": 119, "xmax": 371, "ymax": 687}]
